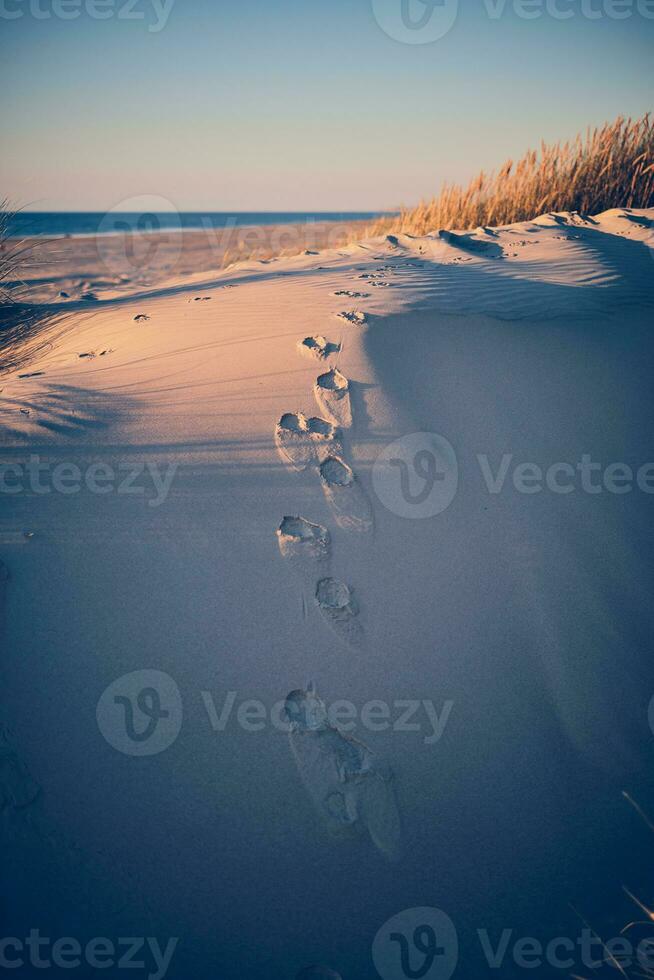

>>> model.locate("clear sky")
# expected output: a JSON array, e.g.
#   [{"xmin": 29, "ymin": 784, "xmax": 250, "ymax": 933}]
[{"xmin": 2, "ymin": 0, "xmax": 653, "ymax": 211}]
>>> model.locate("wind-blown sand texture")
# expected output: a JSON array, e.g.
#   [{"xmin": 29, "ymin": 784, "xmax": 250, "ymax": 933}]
[
  {"xmin": 8, "ymin": 219, "xmax": 369, "ymax": 305},
  {"xmin": 1, "ymin": 207, "xmax": 653, "ymax": 978}
]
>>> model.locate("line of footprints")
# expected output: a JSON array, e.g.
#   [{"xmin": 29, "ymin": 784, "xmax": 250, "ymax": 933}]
[{"xmin": 275, "ymin": 303, "xmax": 375, "ymax": 650}]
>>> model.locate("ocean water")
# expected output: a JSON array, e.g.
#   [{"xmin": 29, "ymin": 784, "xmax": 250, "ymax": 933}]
[{"xmin": 3, "ymin": 211, "xmax": 389, "ymax": 238}]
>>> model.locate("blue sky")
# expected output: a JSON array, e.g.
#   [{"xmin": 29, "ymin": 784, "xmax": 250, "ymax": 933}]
[{"xmin": 1, "ymin": 0, "xmax": 653, "ymax": 210}]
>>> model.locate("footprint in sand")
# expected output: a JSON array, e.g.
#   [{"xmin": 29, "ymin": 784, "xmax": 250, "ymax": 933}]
[
  {"xmin": 277, "ymin": 516, "xmax": 330, "ymax": 562},
  {"xmin": 277, "ymin": 517, "xmax": 331, "ymax": 619},
  {"xmin": 315, "ymin": 577, "xmax": 363, "ymax": 649},
  {"xmin": 314, "ymin": 369, "xmax": 352, "ymax": 429},
  {"xmin": 319, "ymin": 456, "xmax": 373, "ymax": 533},
  {"xmin": 298, "ymin": 336, "xmax": 341, "ymax": 360},
  {"xmin": 275, "ymin": 413, "xmax": 314, "ymax": 471},
  {"xmin": 332, "ymin": 290, "xmax": 370, "ymax": 298},
  {"xmin": 336, "ymin": 311, "xmax": 366, "ymax": 325},
  {"xmin": 275, "ymin": 413, "xmax": 342, "ymax": 470},
  {"xmin": 306, "ymin": 417, "xmax": 343, "ymax": 462},
  {"xmin": 284, "ymin": 684, "xmax": 401, "ymax": 861}
]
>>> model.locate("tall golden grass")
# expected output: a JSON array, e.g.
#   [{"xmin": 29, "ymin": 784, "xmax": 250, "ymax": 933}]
[{"xmin": 366, "ymin": 113, "xmax": 654, "ymax": 238}]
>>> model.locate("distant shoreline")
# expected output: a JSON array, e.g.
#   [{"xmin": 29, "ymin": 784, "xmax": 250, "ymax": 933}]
[
  {"xmin": 3, "ymin": 211, "xmax": 394, "ymax": 239},
  {"xmin": 11, "ymin": 218, "xmax": 378, "ymax": 304}
]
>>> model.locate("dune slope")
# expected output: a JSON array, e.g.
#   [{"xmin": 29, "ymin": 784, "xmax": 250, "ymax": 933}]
[{"xmin": 1, "ymin": 208, "xmax": 653, "ymax": 979}]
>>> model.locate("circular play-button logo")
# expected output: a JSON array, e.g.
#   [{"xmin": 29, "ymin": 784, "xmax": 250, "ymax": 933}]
[
  {"xmin": 97, "ymin": 669, "xmax": 182, "ymax": 757},
  {"xmin": 371, "ymin": 0, "xmax": 459, "ymax": 44},
  {"xmin": 373, "ymin": 432, "xmax": 458, "ymax": 519},
  {"xmin": 372, "ymin": 907, "xmax": 458, "ymax": 980}
]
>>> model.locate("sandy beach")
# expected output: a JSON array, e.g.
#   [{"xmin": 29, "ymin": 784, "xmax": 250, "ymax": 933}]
[
  {"xmin": 9, "ymin": 219, "xmax": 370, "ymax": 305},
  {"xmin": 2, "ymin": 207, "xmax": 653, "ymax": 978}
]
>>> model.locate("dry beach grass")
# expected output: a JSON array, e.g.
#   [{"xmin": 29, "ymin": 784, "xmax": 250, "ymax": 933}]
[
  {"xmin": 0, "ymin": 202, "xmax": 34, "ymax": 303},
  {"xmin": 0, "ymin": 202, "xmax": 65, "ymax": 376},
  {"xmin": 366, "ymin": 113, "xmax": 654, "ymax": 237},
  {"xmin": 1, "ymin": 112, "xmax": 652, "ymax": 321}
]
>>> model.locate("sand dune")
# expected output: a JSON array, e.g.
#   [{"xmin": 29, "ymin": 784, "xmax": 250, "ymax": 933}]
[{"xmin": 1, "ymin": 207, "xmax": 653, "ymax": 978}]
